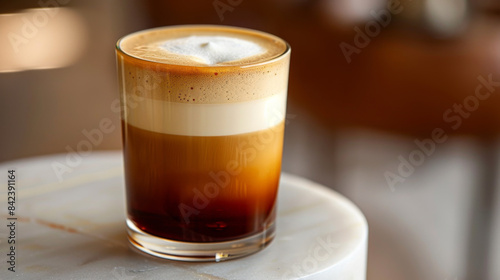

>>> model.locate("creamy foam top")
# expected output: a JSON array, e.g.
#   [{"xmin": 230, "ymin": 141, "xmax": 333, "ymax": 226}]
[
  {"xmin": 160, "ymin": 36, "xmax": 264, "ymax": 66},
  {"xmin": 116, "ymin": 25, "xmax": 290, "ymax": 136},
  {"xmin": 118, "ymin": 25, "xmax": 287, "ymax": 67}
]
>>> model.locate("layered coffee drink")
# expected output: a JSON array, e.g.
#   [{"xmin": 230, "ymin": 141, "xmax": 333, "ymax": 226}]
[{"xmin": 116, "ymin": 25, "xmax": 290, "ymax": 261}]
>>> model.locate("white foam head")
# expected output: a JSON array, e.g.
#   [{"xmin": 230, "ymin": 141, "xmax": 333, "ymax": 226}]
[{"xmin": 160, "ymin": 36, "xmax": 264, "ymax": 66}]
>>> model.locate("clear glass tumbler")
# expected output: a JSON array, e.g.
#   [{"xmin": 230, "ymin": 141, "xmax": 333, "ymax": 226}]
[{"xmin": 116, "ymin": 25, "xmax": 290, "ymax": 261}]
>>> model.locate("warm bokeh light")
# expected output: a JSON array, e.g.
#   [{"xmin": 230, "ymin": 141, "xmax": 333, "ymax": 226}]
[
  {"xmin": 320, "ymin": 0, "xmax": 386, "ymax": 24},
  {"xmin": 425, "ymin": 0, "xmax": 468, "ymax": 36},
  {"xmin": 0, "ymin": 8, "xmax": 87, "ymax": 73}
]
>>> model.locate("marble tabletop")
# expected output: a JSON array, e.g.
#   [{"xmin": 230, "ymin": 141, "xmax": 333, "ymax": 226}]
[{"xmin": 0, "ymin": 152, "xmax": 367, "ymax": 280}]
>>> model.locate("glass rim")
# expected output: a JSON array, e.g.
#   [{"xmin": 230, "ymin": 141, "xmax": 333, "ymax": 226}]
[{"xmin": 115, "ymin": 24, "xmax": 291, "ymax": 70}]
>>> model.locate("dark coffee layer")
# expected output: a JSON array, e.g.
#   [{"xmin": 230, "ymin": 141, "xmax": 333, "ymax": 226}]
[{"xmin": 122, "ymin": 120, "xmax": 284, "ymax": 242}]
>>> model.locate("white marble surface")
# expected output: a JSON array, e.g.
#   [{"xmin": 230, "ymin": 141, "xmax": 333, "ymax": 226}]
[{"xmin": 0, "ymin": 152, "xmax": 367, "ymax": 279}]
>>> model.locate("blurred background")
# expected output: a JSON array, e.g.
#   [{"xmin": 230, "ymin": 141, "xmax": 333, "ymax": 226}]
[{"xmin": 1, "ymin": 0, "xmax": 500, "ymax": 279}]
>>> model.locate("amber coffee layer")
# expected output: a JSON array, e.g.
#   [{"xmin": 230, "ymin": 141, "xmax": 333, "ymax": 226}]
[{"xmin": 123, "ymin": 121, "xmax": 284, "ymax": 242}]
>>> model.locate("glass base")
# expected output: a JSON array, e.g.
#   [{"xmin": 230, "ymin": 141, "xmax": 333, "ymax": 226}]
[{"xmin": 126, "ymin": 219, "xmax": 275, "ymax": 262}]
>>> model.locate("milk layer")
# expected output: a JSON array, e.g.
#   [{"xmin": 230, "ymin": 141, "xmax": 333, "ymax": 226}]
[{"xmin": 124, "ymin": 91, "xmax": 286, "ymax": 136}]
